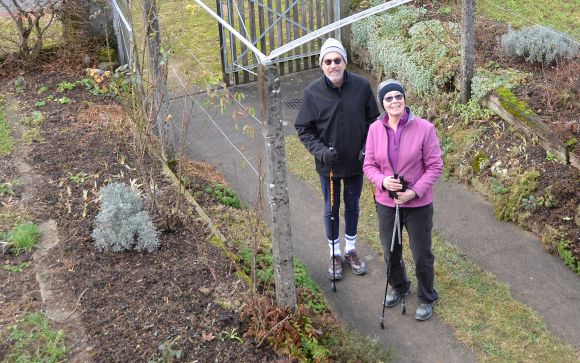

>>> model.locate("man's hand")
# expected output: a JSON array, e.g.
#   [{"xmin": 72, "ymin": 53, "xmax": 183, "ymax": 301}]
[
  {"xmin": 358, "ymin": 148, "xmax": 365, "ymax": 162},
  {"xmin": 323, "ymin": 148, "xmax": 339, "ymax": 167}
]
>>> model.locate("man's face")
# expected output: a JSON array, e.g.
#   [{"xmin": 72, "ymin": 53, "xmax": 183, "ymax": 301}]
[{"xmin": 321, "ymin": 51, "xmax": 346, "ymax": 86}]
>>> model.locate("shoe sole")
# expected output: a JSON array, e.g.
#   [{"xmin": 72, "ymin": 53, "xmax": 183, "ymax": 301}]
[
  {"xmin": 351, "ymin": 268, "xmax": 367, "ymax": 275},
  {"xmin": 415, "ymin": 311, "xmax": 432, "ymax": 321},
  {"xmin": 384, "ymin": 289, "xmax": 411, "ymax": 308},
  {"xmin": 327, "ymin": 274, "xmax": 343, "ymax": 281}
]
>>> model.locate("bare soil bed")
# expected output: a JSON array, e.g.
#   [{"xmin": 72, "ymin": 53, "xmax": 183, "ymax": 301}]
[{"xmin": 0, "ymin": 53, "xmax": 279, "ymax": 362}]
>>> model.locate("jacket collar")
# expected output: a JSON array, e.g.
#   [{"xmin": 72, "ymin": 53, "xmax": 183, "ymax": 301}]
[{"xmin": 379, "ymin": 106, "xmax": 414, "ymax": 126}]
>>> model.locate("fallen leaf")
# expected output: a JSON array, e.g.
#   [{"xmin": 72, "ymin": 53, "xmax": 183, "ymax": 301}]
[{"xmin": 201, "ymin": 331, "xmax": 215, "ymax": 341}]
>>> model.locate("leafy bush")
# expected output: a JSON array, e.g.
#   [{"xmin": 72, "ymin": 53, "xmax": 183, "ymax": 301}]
[
  {"xmin": 205, "ymin": 183, "xmax": 241, "ymax": 208},
  {"xmin": 557, "ymin": 238, "xmax": 579, "ymax": 275},
  {"xmin": 471, "ymin": 68, "xmax": 529, "ymax": 101},
  {"xmin": 92, "ymin": 182, "xmax": 159, "ymax": 252},
  {"xmin": 352, "ymin": 6, "xmax": 461, "ymax": 97},
  {"xmin": 492, "ymin": 170, "xmax": 539, "ymax": 221},
  {"xmin": 501, "ymin": 25, "xmax": 579, "ymax": 64},
  {"xmin": 6, "ymin": 222, "xmax": 41, "ymax": 255}
]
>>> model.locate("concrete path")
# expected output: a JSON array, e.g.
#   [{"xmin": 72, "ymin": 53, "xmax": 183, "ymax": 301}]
[{"xmin": 171, "ymin": 67, "xmax": 579, "ymax": 361}]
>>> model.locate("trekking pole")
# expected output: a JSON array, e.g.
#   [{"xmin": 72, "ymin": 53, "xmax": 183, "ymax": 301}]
[
  {"xmin": 396, "ymin": 202, "xmax": 407, "ymax": 315},
  {"xmin": 330, "ymin": 168, "xmax": 337, "ymax": 292},
  {"xmin": 380, "ymin": 203, "xmax": 399, "ymax": 329}
]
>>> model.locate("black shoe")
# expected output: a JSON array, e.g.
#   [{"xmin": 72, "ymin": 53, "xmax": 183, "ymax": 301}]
[
  {"xmin": 415, "ymin": 302, "xmax": 433, "ymax": 321},
  {"xmin": 384, "ymin": 284, "xmax": 411, "ymax": 308}
]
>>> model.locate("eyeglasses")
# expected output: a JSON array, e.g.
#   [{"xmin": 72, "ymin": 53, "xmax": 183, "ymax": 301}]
[
  {"xmin": 323, "ymin": 58, "xmax": 342, "ymax": 66},
  {"xmin": 383, "ymin": 94, "xmax": 404, "ymax": 103}
]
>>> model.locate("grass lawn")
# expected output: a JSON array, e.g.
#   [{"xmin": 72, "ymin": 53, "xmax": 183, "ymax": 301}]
[
  {"xmin": 160, "ymin": 1, "xmax": 222, "ymax": 84},
  {"xmin": 476, "ymin": 0, "xmax": 580, "ymax": 40},
  {"xmin": 0, "ymin": 96, "xmax": 14, "ymax": 156}
]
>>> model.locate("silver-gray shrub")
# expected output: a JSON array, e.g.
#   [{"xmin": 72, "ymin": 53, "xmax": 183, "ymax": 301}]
[
  {"xmin": 92, "ymin": 182, "xmax": 160, "ymax": 252},
  {"xmin": 351, "ymin": 5, "xmax": 463, "ymax": 98},
  {"xmin": 501, "ymin": 25, "xmax": 578, "ymax": 65}
]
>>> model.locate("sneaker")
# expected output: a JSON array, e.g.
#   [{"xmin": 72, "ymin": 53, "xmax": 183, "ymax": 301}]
[
  {"xmin": 415, "ymin": 302, "xmax": 433, "ymax": 321},
  {"xmin": 344, "ymin": 250, "xmax": 368, "ymax": 275},
  {"xmin": 384, "ymin": 284, "xmax": 411, "ymax": 308},
  {"xmin": 327, "ymin": 255, "xmax": 343, "ymax": 281}
]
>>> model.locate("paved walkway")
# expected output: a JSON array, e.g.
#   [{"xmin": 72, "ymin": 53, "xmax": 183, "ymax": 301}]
[{"xmin": 171, "ymin": 67, "xmax": 579, "ymax": 361}]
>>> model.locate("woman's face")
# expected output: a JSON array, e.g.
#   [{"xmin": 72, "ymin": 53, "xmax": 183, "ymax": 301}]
[{"xmin": 383, "ymin": 90, "xmax": 405, "ymax": 119}]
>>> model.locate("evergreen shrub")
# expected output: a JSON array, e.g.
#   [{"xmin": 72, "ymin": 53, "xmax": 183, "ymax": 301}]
[
  {"xmin": 501, "ymin": 25, "xmax": 578, "ymax": 64},
  {"xmin": 92, "ymin": 182, "xmax": 159, "ymax": 252}
]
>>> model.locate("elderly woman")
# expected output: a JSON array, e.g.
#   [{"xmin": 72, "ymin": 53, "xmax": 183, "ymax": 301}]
[{"xmin": 363, "ymin": 79, "xmax": 443, "ymax": 321}]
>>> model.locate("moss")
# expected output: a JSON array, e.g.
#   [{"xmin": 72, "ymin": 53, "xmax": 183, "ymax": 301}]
[
  {"xmin": 471, "ymin": 151, "xmax": 489, "ymax": 174},
  {"xmin": 542, "ymin": 185, "xmax": 558, "ymax": 208},
  {"xmin": 97, "ymin": 47, "xmax": 118, "ymax": 62},
  {"xmin": 493, "ymin": 169, "xmax": 540, "ymax": 221},
  {"xmin": 495, "ymin": 87, "xmax": 538, "ymax": 125}
]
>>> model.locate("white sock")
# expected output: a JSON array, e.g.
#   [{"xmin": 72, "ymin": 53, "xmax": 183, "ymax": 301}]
[
  {"xmin": 328, "ymin": 238, "xmax": 341, "ymax": 257},
  {"xmin": 345, "ymin": 234, "xmax": 356, "ymax": 253}
]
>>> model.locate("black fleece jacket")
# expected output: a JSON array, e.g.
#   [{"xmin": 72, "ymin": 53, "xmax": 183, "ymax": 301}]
[{"xmin": 295, "ymin": 71, "xmax": 380, "ymax": 177}]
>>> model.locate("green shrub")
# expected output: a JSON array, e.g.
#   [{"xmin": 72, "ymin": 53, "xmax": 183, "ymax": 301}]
[
  {"xmin": 556, "ymin": 238, "xmax": 579, "ymax": 275},
  {"xmin": 493, "ymin": 170, "xmax": 540, "ymax": 221},
  {"xmin": 501, "ymin": 25, "xmax": 578, "ymax": 64},
  {"xmin": 471, "ymin": 68, "xmax": 529, "ymax": 101},
  {"xmin": 351, "ymin": 6, "xmax": 461, "ymax": 97},
  {"xmin": 91, "ymin": 182, "xmax": 160, "ymax": 252},
  {"xmin": 56, "ymin": 81, "xmax": 76, "ymax": 92},
  {"xmin": 7, "ymin": 222, "xmax": 41, "ymax": 255},
  {"xmin": 0, "ymin": 101, "xmax": 13, "ymax": 156},
  {"xmin": 205, "ymin": 183, "xmax": 242, "ymax": 208},
  {"xmin": 0, "ymin": 182, "xmax": 16, "ymax": 196},
  {"xmin": 22, "ymin": 111, "xmax": 46, "ymax": 127},
  {"xmin": 6, "ymin": 311, "xmax": 67, "ymax": 362}
]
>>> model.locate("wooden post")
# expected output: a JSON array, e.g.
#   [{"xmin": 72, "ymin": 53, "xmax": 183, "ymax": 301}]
[
  {"xmin": 215, "ymin": 0, "xmax": 230, "ymax": 86},
  {"xmin": 460, "ymin": 0, "xmax": 475, "ymax": 103},
  {"xmin": 142, "ymin": 0, "xmax": 173, "ymax": 159},
  {"xmin": 259, "ymin": 64, "xmax": 296, "ymax": 309}
]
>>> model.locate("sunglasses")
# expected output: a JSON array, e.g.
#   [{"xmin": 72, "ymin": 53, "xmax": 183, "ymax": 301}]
[
  {"xmin": 383, "ymin": 94, "xmax": 404, "ymax": 103},
  {"xmin": 323, "ymin": 58, "xmax": 342, "ymax": 65}
]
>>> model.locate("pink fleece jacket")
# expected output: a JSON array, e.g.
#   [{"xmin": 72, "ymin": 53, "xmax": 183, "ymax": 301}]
[{"xmin": 363, "ymin": 109, "xmax": 443, "ymax": 208}]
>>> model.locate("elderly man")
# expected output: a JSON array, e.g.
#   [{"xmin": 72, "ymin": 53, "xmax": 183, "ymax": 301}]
[{"xmin": 295, "ymin": 38, "xmax": 380, "ymax": 281}]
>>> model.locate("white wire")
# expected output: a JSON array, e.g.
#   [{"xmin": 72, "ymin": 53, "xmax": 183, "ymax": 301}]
[
  {"xmin": 480, "ymin": 0, "xmax": 579, "ymax": 45},
  {"xmin": 230, "ymin": 62, "xmax": 258, "ymax": 76},
  {"xmin": 231, "ymin": 0, "xmax": 260, "ymax": 64},
  {"xmin": 170, "ymin": 66, "xmax": 260, "ymax": 177},
  {"xmin": 175, "ymin": 42, "xmax": 263, "ymax": 125}
]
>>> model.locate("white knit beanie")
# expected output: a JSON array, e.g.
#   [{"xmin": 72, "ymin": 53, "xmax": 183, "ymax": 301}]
[{"xmin": 319, "ymin": 38, "xmax": 348, "ymax": 66}]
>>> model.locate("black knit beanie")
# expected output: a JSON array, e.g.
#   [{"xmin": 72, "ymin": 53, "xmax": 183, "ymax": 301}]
[{"xmin": 377, "ymin": 79, "xmax": 405, "ymax": 107}]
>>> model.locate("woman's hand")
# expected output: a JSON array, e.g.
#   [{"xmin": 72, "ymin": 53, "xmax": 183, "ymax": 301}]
[
  {"xmin": 382, "ymin": 176, "xmax": 402, "ymax": 191},
  {"xmin": 394, "ymin": 189, "xmax": 416, "ymax": 204}
]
